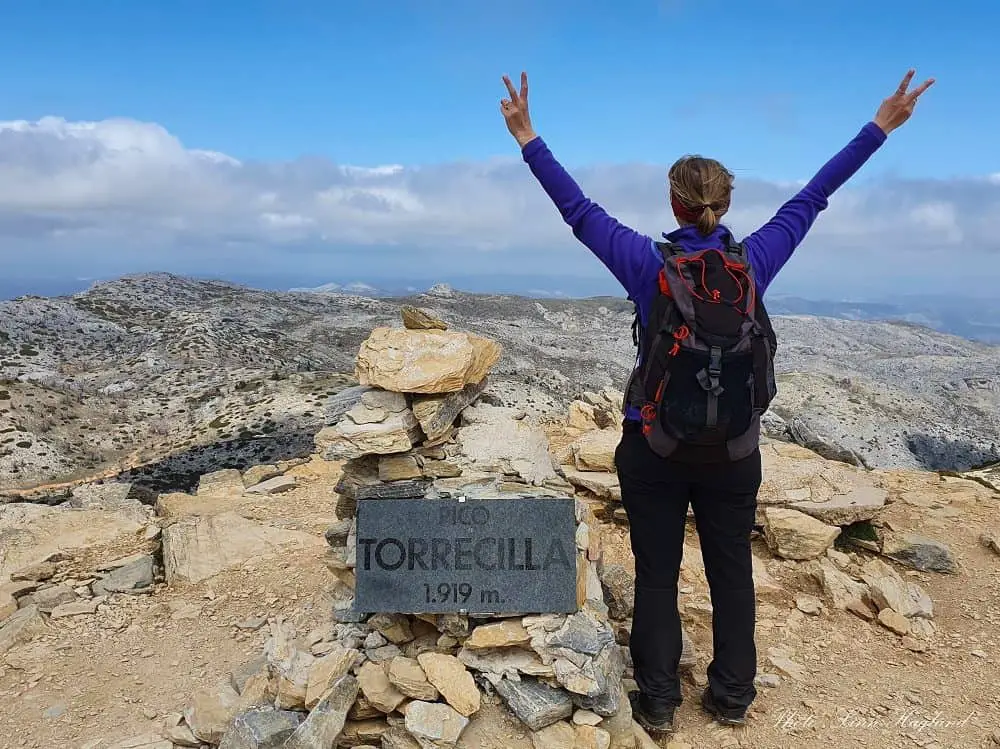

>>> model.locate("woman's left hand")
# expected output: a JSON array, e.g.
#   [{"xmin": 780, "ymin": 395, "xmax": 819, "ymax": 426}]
[{"xmin": 501, "ymin": 71, "xmax": 537, "ymax": 147}]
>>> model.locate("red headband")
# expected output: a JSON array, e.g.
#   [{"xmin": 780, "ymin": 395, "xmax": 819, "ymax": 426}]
[{"xmin": 670, "ymin": 192, "xmax": 707, "ymax": 224}]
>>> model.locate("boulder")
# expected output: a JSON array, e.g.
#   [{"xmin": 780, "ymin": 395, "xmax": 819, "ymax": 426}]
[
  {"xmin": 530, "ymin": 721, "xmax": 575, "ymax": 749},
  {"xmin": 355, "ymin": 327, "xmax": 501, "ymax": 394},
  {"xmin": 242, "ymin": 465, "xmax": 282, "ymax": 487},
  {"xmin": 162, "ymin": 512, "xmax": 323, "ymax": 584},
  {"xmin": 571, "ymin": 430, "xmax": 620, "ymax": 473},
  {"xmin": 807, "ymin": 558, "xmax": 871, "ymax": 615},
  {"xmin": 763, "ymin": 508, "xmax": 840, "ymax": 560},
  {"xmin": 881, "ymin": 532, "xmax": 958, "ymax": 574}
]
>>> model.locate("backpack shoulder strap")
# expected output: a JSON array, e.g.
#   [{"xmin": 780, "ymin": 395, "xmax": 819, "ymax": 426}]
[
  {"xmin": 723, "ymin": 235, "xmax": 748, "ymax": 263},
  {"xmin": 653, "ymin": 241, "xmax": 684, "ymax": 263}
]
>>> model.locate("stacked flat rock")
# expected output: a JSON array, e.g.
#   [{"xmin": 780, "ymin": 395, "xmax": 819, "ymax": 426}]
[{"xmin": 286, "ymin": 310, "xmax": 635, "ymax": 747}]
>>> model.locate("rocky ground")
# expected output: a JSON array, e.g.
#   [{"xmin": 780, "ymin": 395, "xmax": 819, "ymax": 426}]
[
  {"xmin": 1, "ymin": 273, "xmax": 998, "ymax": 497},
  {"xmin": 2, "ymin": 314, "xmax": 999, "ymax": 749}
]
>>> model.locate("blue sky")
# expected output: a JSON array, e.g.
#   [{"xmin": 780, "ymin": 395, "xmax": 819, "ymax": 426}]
[
  {"xmin": 0, "ymin": 0, "xmax": 998, "ymax": 302},
  {"xmin": 2, "ymin": 0, "xmax": 990, "ymax": 177}
]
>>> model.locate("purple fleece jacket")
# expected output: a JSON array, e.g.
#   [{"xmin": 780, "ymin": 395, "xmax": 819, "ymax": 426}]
[{"xmin": 521, "ymin": 121, "xmax": 887, "ymax": 421}]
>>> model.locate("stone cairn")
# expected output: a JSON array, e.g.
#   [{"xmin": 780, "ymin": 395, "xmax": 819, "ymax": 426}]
[{"xmin": 173, "ymin": 307, "xmax": 641, "ymax": 749}]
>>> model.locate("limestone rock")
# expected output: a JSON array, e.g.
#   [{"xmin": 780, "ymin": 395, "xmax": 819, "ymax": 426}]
[
  {"xmin": 0, "ymin": 604, "xmax": 46, "ymax": 655},
  {"xmin": 572, "ymin": 711, "xmax": 603, "ymax": 727},
  {"xmin": 571, "ymin": 430, "xmax": 620, "ymax": 473},
  {"xmin": 795, "ymin": 594, "xmax": 823, "ymax": 616},
  {"xmin": 383, "ymin": 726, "xmax": 422, "ymax": 749},
  {"xmin": 412, "ymin": 380, "xmax": 487, "ymax": 441},
  {"xmin": 183, "ymin": 684, "xmax": 242, "ymax": 745},
  {"xmin": 316, "ymin": 408, "xmax": 423, "ymax": 460},
  {"xmin": 563, "ymin": 469, "xmax": 621, "ymax": 502},
  {"xmin": 861, "ymin": 558, "xmax": 933, "ymax": 619},
  {"xmin": 457, "ymin": 404, "xmax": 559, "ymax": 486},
  {"xmin": 93, "ymin": 555, "xmax": 155, "ymax": 595},
  {"xmin": 575, "ymin": 725, "xmax": 612, "ymax": 749},
  {"xmin": 808, "ymin": 557, "xmax": 870, "ymax": 614},
  {"xmin": 217, "ymin": 707, "xmax": 303, "ymax": 749},
  {"xmin": 358, "ymin": 661, "xmax": 406, "ymax": 714},
  {"xmin": 404, "ymin": 700, "xmax": 470, "ymax": 749},
  {"xmin": 245, "ymin": 476, "xmax": 298, "ymax": 495},
  {"xmin": 197, "ymin": 469, "xmax": 245, "ymax": 496},
  {"xmin": 598, "ymin": 564, "xmax": 634, "ymax": 620},
  {"xmin": 11, "ymin": 561, "xmax": 56, "ymax": 582},
  {"xmin": 379, "ymin": 454, "xmax": 423, "ymax": 482},
  {"xmin": 336, "ymin": 456, "xmax": 431, "ymax": 500},
  {"xmin": 161, "ymin": 712, "xmax": 200, "ymax": 747},
  {"xmin": 417, "ymin": 652, "xmax": 480, "ymax": 717},
  {"xmin": 242, "ymin": 465, "xmax": 282, "ymax": 487},
  {"xmin": 325, "ymin": 385, "xmax": 372, "ymax": 425},
  {"xmin": 763, "ymin": 508, "xmax": 840, "ymax": 560},
  {"xmin": 356, "ymin": 327, "xmax": 501, "ymax": 394},
  {"xmin": 306, "ymin": 646, "xmax": 360, "ymax": 709},
  {"xmin": 348, "ymin": 402, "xmax": 390, "ymax": 424},
  {"xmin": 25, "ymin": 584, "xmax": 77, "ymax": 613},
  {"xmin": 495, "ymin": 677, "xmax": 574, "ymax": 731},
  {"xmin": 51, "ymin": 597, "xmax": 103, "ymax": 619},
  {"xmin": 531, "ymin": 721, "xmax": 575, "ymax": 749},
  {"xmin": 881, "ymin": 532, "xmax": 958, "ymax": 574},
  {"xmin": 568, "ymin": 402, "xmax": 601, "ymax": 432},
  {"xmin": 402, "ymin": 306, "xmax": 448, "ymax": 330},
  {"xmin": 464, "ymin": 620, "xmax": 531, "ymax": 649},
  {"xmin": 370, "ymin": 613, "xmax": 416, "ymax": 644},
  {"xmin": 283, "ymin": 675, "xmax": 358, "ymax": 749},
  {"xmin": 162, "ymin": 512, "xmax": 323, "ymax": 584},
  {"xmin": 877, "ymin": 608, "xmax": 911, "ymax": 636},
  {"xmin": 457, "ymin": 647, "xmax": 555, "ymax": 679},
  {"xmin": 389, "ymin": 656, "xmax": 439, "ymax": 701}
]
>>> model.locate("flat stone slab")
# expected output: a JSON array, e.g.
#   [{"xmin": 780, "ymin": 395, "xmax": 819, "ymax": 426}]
[{"xmin": 355, "ymin": 496, "xmax": 577, "ymax": 614}]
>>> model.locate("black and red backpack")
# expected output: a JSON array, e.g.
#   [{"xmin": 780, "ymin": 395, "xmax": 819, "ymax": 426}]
[{"xmin": 624, "ymin": 237, "xmax": 779, "ymax": 462}]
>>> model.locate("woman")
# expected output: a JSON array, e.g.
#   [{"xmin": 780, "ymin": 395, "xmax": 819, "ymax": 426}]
[{"xmin": 499, "ymin": 69, "xmax": 933, "ymax": 732}]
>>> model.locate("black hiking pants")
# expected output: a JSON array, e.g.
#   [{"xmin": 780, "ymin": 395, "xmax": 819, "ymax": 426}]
[{"xmin": 615, "ymin": 420, "xmax": 761, "ymax": 714}]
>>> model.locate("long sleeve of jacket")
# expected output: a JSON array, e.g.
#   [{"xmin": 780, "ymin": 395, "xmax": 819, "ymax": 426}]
[{"xmin": 521, "ymin": 137, "xmax": 658, "ymax": 301}]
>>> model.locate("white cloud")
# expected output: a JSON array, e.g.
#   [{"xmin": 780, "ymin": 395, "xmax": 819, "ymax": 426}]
[{"xmin": 0, "ymin": 116, "xmax": 998, "ymax": 297}]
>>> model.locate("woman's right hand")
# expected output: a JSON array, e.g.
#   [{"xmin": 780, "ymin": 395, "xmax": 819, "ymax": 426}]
[
  {"xmin": 874, "ymin": 69, "xmax": 935, "ymax": 135},
  {"xmin": 500, "ymin": 72, "xmax": 537, "ymax": 148}
]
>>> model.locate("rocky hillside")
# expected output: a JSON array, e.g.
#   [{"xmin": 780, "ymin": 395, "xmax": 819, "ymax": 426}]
[
  {"xmin": 3, "ymin": 316, "xmax": 999, "ymax": 749},
  {"xmin": 1, "ymin": 272, "xmax": 998, "ymax": 493}
]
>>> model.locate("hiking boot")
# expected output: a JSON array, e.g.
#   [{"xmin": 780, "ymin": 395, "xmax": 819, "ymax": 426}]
[
  {"xmin": 700, "ymin": 687, "xmax": 748, "ymax": 726},
  {"xmin": 628, "ymin": 690, "xmax": 676, "ymax": 734}
]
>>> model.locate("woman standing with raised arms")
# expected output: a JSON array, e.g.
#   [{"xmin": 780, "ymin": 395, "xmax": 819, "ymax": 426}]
[{"xmin": 499, "ymin": 68, "xmax": 933, "ymax": 733}]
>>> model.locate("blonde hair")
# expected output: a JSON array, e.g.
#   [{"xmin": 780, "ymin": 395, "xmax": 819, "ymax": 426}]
[{"xmin": 668, "ymin": 155, "xmax": 735, "ymax": 236}]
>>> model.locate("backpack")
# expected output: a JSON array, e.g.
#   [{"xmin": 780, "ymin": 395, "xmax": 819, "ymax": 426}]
[{"xmin": 623, "ymin": 237, "xmax": 778, "ymax": 462}]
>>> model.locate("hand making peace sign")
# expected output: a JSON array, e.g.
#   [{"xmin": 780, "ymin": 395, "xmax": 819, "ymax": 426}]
[
  {"xmin": 874, "ymin": 69, "xmax": 935, "ymax": 135},
  {"xmin": 500, "ymin": 72, "xmax": 537, "ymax": 148}
]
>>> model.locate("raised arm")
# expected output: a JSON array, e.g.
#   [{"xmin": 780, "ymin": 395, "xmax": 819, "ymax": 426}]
[
  {"xmin": 500, "ymin": 72, "xmax": 657, "ymax": 299},
  {"xmin": 743, "ymin": 69, "xmax": 935, "ymax": 292}
]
